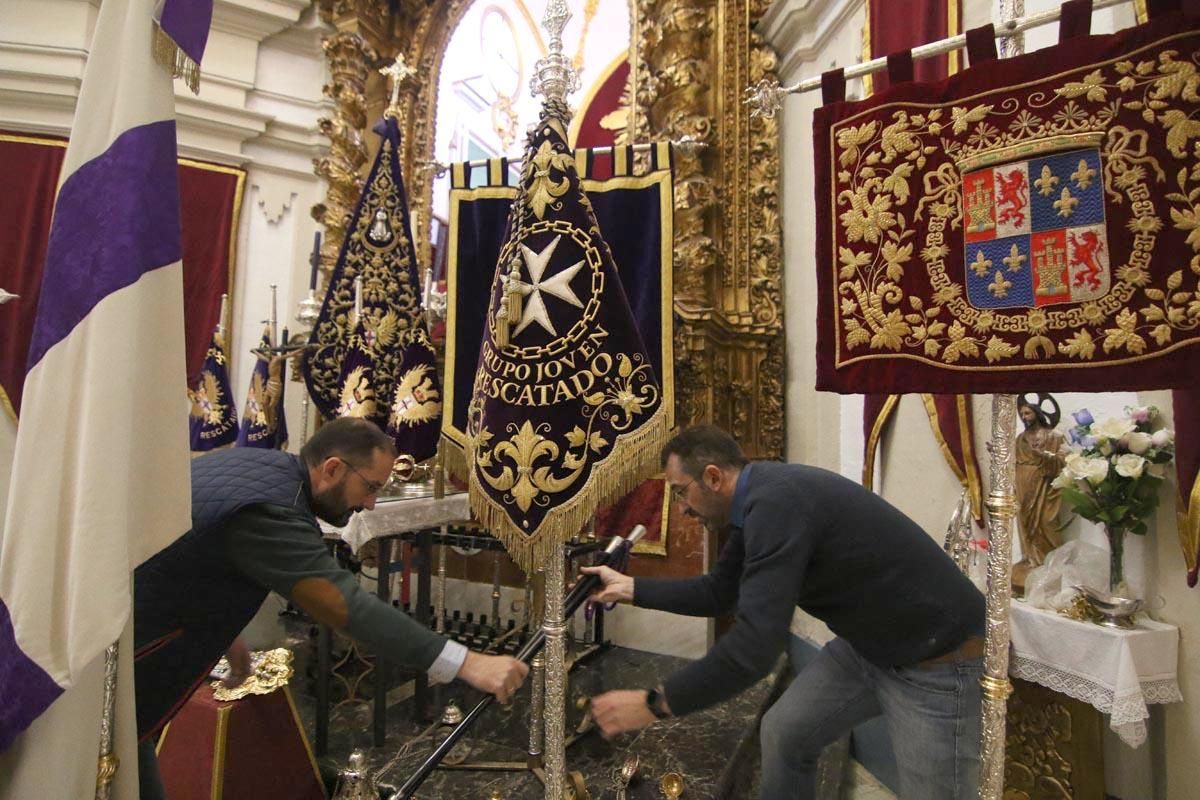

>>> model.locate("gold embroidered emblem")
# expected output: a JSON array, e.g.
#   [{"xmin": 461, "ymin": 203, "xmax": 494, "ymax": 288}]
[
  {"xmin": 189, "ymin": 370, "xmax": 226, "ymax": 425},
  {"xmin": 389, "ymin": 363, "xmax": 441, "ymax": 427},
  {"xmin": 1035, "ymin": 165, "xmax": 1060, "ymax": 196},
  {"xmin": 989, "ymin": 271, "xmax": 1013, "ymax": 298},
  {"xmin": 1033, "ymin": 239, "xmax": 1068, "ymax": 297},
  {"xmin": 1054, "ymin": 186, "xmax": 1079, "ymax": 218},
  {"xmin": 971, "ymin": 250, "xmax": 994, "ymax": 277},
  {"xmin": 1071, "ymin": 158, "xmax": 1097, "ymax": 189},
  {"xmin": 338, "ymin": 366, "xmax": 377, "ymax": 419}
]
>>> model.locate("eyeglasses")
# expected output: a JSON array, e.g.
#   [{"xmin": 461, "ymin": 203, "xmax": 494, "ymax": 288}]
[
  {"xmin": 342, "ymin": 459, "xmax": 389, "ymax": 495},
  {"xmin": 668, "ymin": 478, "xmax": 695, "ymax": 505}
]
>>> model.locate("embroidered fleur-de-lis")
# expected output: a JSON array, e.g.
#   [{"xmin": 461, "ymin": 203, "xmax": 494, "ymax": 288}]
[
  {"xmin": 1003, "ymin": 243, "xmax": 1027, "ymax": 273},
  {"xmin": 1054, "ymin": 187, "xmax": 1079, "ymax": 218},
  {"xmin": 1035, "ymin": 164, "xmax": 1059, "ymax": 197},
  {"xmin": 970, "ymin": 250, "xmax": 993, "ymax": 277},
  {"xmin": 1070, "ymin": 159, "xmax": 1096, "ymax": 190},
  {"xmin": 988, "ymin": 270, "xmax": 1013, "ymax": 298}
]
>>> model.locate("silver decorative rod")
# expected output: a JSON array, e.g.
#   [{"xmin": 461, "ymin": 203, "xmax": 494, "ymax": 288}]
[
  {"xmin": 746, "ymin": 0, "xmax": 1134, "ymax": 113},
  {"xmin": 217, "ymin": 293, "xmax": 229, "ymax": 339},
  {"xmin": 269, "ymin": 283, "xmax": 278, "ymax": 347},
  {"xmin": 420, "ymin": 138, "xmax": 704, "ymax": 177}
]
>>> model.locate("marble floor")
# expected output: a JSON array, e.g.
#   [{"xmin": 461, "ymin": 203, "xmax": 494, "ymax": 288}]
[{"xmin": 294, "ymin": 645, "xmax": 776, "ymax": 800}]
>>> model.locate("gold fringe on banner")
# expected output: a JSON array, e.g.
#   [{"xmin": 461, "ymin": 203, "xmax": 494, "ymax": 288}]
[
  {"xmin": 154, "ymin": 24, "xmax": 201, "ymax": 94},
  {"xmin": 467, "ymin": 404, "xmax": 670, "ymax": 573}
]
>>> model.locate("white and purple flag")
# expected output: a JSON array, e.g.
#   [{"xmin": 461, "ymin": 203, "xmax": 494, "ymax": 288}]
[{"xmin": 0, "ymin": 0, "xmax": 209, "ymax": 791}]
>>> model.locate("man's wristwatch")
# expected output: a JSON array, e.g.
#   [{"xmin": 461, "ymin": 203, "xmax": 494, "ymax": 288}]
[{"xmin": 644, "ymin": 687, "xmax": 670, "ymax": 719}]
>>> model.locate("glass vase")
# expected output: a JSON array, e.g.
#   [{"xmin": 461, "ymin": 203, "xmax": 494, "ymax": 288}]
[{"xmin": 1106, "ymin": 524, "xmax": 1126, "ymax": 595}]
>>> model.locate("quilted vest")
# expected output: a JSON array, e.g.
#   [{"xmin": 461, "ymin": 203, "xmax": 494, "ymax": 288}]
[{"xmin": 133, "ymin": 448, "xmax": 316, "ymax": 739}]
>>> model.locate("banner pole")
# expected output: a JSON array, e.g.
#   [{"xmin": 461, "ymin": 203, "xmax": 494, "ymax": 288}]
[
  {"xmin": 93, "ymin": 641, "xmax": 120, "ymax": 800},
  {"xmin": 979, "ymin": 395, "xmax": 1017, "ymax": 800},
  {"xmin": 541, "ymin": 546, "xmax": 567, "ymax": 800}
]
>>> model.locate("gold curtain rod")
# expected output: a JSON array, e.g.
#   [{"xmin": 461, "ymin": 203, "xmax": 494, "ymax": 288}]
[{"xmin": 745, "ymin": 0, "xmax": 1135, "ymax": 115}]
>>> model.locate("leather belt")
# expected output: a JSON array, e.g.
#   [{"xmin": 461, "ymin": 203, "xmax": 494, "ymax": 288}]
[{"xmin": 916, "ymin": 635, "xmax": 985, "ymax": 668}]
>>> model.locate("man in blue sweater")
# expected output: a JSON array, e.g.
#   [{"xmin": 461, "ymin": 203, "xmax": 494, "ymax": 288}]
[{"xmin": 586, "ymin": 425, "xmax": 985, "ymax": 800}]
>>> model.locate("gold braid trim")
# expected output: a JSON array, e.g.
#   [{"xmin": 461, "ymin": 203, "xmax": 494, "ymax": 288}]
[
  {"xmin": 468, "ymin": 403, "xmax": 669, "ymax": 572},
  {"xmin": 1177, "ymin": 472, "xmax": 1200, "ymax": 576},
  {"xmin": 862, "ymin": 394, "xmax": 899, "ymax": 490},
  {"xmin": 153, "ymin": 24, "xmax": 200, "ymax": 94}
]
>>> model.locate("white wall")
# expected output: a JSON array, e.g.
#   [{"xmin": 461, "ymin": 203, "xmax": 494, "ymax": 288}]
[{"xmin": 0, "ymin": 0, "xmax": 332, "ymax": 451}]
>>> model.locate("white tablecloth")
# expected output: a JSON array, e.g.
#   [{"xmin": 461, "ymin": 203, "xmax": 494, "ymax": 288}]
[
  {"xmin": 1009, "ymin": 601, "xmax": 1182, "ymax": 747},
  {"xmin": 320, "ymin": 491, "xmax": 471, "ymax": 553}
]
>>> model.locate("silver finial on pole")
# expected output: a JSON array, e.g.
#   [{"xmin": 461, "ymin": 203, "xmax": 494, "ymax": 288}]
[
  {"xmin": 530, "ymin": 0, "xmax": 580, "ymax": 104},
  {"xmin": 353, "ymin": 275, "xmax": 364, "ymax": 324},
  {"xmin": 744, "ymin": 75, "xmax": 785, "ymax": 120},
  {"xmin": 380, "ymin": 54, "xmax": 417, "ymax": 118},
  {"xmin": 269, "ymin": 284, "xmax": 279, "ymax": 347},
  {"xmin": 217, "ymin": 293, "xmax": 229, "ymax": 340}
]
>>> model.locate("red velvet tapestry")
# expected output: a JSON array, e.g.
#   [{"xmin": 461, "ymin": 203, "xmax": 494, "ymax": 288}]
[
  {"xmin": 0, "ymin": 132, "xmax": 244, "ymax": 419},
  {"xmin": 814, "ymin": 3, "xmax": 1200, "ymax": 394},
  {"xmin": 863, "ymin": 0, "xmax": 961, "ymax": 95}
]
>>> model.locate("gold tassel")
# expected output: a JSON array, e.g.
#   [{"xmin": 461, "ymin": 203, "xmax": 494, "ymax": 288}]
[
  {"xmin": 505, "ymin": 258, "xmax": 523, "ymax": 322},
  {"xmin": 153, "ymin": 24, "xmax": 201, "ymax": 94},
  {"xmin": 494, "ymin": 305, "xmax": 510, "ymax": 349}
]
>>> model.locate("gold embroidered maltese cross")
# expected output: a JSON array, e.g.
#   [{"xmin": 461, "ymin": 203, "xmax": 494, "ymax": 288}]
[{"xmin": 512, "ymin": 234, "xmax": 584, "ymax": 338}]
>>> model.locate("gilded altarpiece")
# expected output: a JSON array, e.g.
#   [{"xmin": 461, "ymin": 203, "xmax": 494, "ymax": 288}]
[{"xmin": 313, "ymin": 0, "xmax": 785, "ymax": 472}]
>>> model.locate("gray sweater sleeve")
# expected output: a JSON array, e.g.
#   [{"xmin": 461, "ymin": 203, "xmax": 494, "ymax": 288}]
[
  {"xmin": 648, "ymin": 496, "xmax": 816, "ymax": 716},
  {"xmin": 222, "ymin": 505, "xmax": 449, "ymax": 673}
]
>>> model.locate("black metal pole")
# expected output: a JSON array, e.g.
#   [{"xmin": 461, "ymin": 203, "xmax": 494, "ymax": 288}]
[{"xmin": 391, "ymin": 525, "xmax": 645, "ymax": 800}]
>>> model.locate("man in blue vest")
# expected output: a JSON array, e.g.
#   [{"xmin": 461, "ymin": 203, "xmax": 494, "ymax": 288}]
[{"xmin": 134, "ymin": 417, "xmax": 527, "ymax": 797}]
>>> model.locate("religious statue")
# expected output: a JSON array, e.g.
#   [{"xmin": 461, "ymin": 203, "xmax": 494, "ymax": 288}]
[{"xmin": 1013, "ymin": 393, "xmax": 1068, "ymax": 590}]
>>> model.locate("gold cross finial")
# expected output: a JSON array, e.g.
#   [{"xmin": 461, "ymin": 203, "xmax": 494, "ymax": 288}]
[{"xmin": 380, "ymin": 54, "xmax": 417, "ymax": 115}]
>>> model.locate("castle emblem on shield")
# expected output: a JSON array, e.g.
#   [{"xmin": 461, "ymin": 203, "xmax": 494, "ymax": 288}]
[{"xmin": 962, "ymin": 146, "xmax": 1109, "ymax": 309}]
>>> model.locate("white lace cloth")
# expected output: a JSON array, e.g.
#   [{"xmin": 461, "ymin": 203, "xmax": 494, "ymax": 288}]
[
  {"xmin": 320, "ymin": 491, "xmax": 470, "ymax": 553},
  {"xmin": 1009, "ymin": 601, "xmax": 1182, "ymax": 747}
]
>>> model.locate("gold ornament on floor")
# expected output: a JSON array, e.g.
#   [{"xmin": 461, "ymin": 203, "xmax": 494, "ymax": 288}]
[{"xmin": 211, "ymin": 648, "xmax": 295, "ymax": 701}]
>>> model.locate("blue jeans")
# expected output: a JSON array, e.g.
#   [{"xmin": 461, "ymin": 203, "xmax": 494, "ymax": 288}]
[{"xmin": 759, "ymin": 637, "xmax": 982, "ymax": 800}]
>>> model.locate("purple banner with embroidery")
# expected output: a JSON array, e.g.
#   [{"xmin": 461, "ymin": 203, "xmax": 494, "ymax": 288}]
[
  {"xmin": 466, "ymin": 101, "xmax": 667, "ymax": 570},
  {"xmin": 304, "ymin": 116, "xmax": 437, "ymax": 444},
  {"xmin": 236, "ymin": 326, "xmax": 287, "ymax": 449},
  {"xmin": 188, "ymin": 326, "xmax": 238, "ymax": 450}
]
